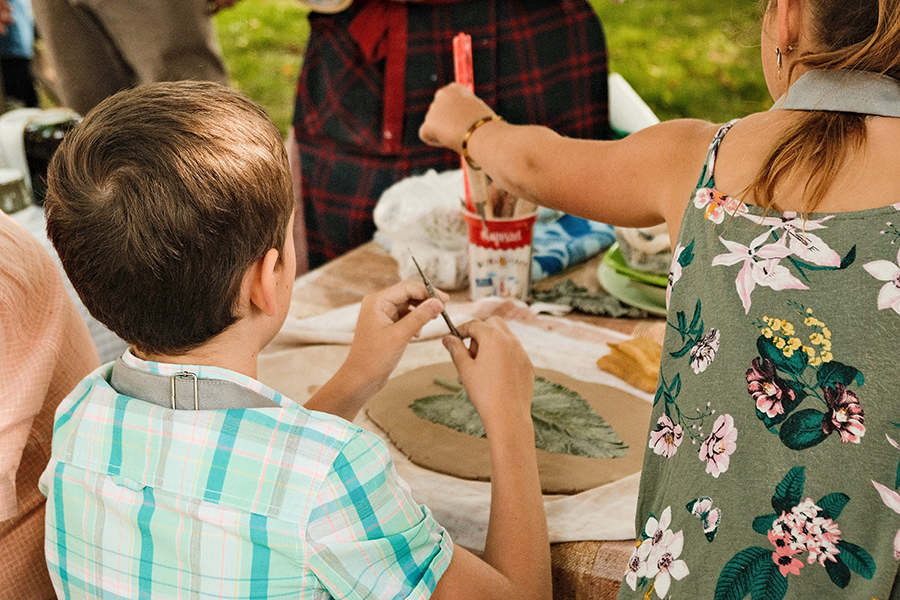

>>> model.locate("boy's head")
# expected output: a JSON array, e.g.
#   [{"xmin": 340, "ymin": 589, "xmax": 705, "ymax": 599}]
[{"xmin": 45, "ymin": 80, "xmax": 294, "ymax": 357}]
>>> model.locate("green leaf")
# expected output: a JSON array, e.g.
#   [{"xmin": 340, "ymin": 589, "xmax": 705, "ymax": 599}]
[
  {"xmin": 750, "ymin": 558, "xmax": 788, "ymax": 600},
  {"xmin": 837, "ymin": 540, "xmax": 876, "ymax": 579},
  {"xmin": 816, "ymin": 361, "xmax": 863, "ymax": 390},
  {"xmin": 411, "ymin": 377, "xmax": 629, "ymax": 458},
  {"xmin": 679, "ymin": 240, "xmax": 695, "ymax": 268},
  {"xmin": 825, "ymin": 556, "xmax": 851, "ymax": 588},
  {"xmin": 772, "ymin": 467, "xmax": 805, "ymax": 514},
  {"xmin": 714, "ymin": 546, "xmax": 770, "ymax": 600},
  {"xmin": 779, "ymin": 409, "xmax": 829, "ymax": 451},
  {"xmin": 816, "ymin": 493, "xmax": 849, "ymax": 520},
  {"xmin": 757, "ymin": 337, "xmax": 809, "ymax": 377},
  {"xmin": 752, "ymin": 514, "xmax": 778, "ymax": 536}
]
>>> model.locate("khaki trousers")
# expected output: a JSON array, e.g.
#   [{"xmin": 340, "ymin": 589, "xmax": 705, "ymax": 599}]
[{"xmin": 32, "ymin": 0, "xmax": 228, "ymax": 115}]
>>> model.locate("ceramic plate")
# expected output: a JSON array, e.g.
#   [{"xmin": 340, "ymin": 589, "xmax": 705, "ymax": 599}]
[
  {"xmin": 597, "ymin": 259, "xmax": 668, "ymax": 317},
  {"xmin": 602, "ymin": 243, "xmax": 669, "ymax": 288}
]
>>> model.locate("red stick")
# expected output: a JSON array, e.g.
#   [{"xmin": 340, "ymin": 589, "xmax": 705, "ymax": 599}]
[{"xmin": 453, "ymin": 32, "xmax": 475, "ymax": 212}]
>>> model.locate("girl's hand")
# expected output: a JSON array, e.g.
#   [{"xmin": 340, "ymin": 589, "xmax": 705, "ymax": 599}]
[{"xmin": 419, "ymin": 83, "xmax": 498, "ymax": 153}]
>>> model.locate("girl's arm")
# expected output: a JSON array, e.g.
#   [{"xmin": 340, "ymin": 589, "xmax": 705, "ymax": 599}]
[{"xmin": 419, "ymin": 83, "xmax": 720, "ymax": 240}]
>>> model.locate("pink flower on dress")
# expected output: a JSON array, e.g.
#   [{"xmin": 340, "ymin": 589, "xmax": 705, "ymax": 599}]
[
  {"xmin": 822, "ymin": 384, "xmax": 865, "ymax": 443},
  {"xmin": 649, "ymin": 414, "xmax": 683, "ymax": 458},
  {"xmin": 863, "ymin": 246, "xmax": 900, "ymax": 315},
  {"xmin": 746, "ymin": 357, "xmax": 796, "ymax": 417},
  {"xmin": 694, "ymin": 188, "xmax": 747, "ymax": 224},
  {"xmin": 712, "ymin": 232, "xmax": 807, "ymax": 314},
  {"xmin": 689, "ymin": 328, "xmax": 720, "ymax": 374},
  {"xmin": 872, "ymin": 480, "xmax": 900, "ymax": 560},
  {"xmin": 699, "ymin": 414, "xmax": 737, "ymax": 477},
  {"xmin": 667, "ymin": 243, "xmax": 685, "ymax": 306}
]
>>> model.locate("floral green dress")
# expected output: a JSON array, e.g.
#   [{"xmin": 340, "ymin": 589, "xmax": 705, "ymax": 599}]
[{"xmin": 618, "ymin": 120, "xmax": 900, "ymax": 599}]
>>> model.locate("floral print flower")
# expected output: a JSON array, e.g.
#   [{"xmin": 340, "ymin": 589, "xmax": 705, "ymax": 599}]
[
  {"xmin": 769, "ymin": 529, "xmax": 805, "ymax": 577},
  {"xmin": 747, "ymin": 212, "xmax": 841, "ymax": 267},
  {"xmin": 693, "ymin": 188, "xmax": 747, "ymax": 223},
  {"xmin": 769, "ymin": 499, "xmax": 843, "ymax": 571},
  {"xmin": 651, "ymin": 530, "xmax": 690, "ymax": 598},
  {"xmin": 624, "ymin": 546, "xmax": 648, "ymax": 591},
  {"xmin": 712, "ymin": 232, "xmax": 808, "ymax": 313},
  {"xmin": 822, "ymin": 383, "xmax": 866, "ymax": 443},
  {"xmin": 639, "ymin": 506, "xmax": 674, "ymax": 568},
  {"xmin": 699, "ymin": 414, "xmax": 737, "ymax": 477},
  {"xmin": 689, "ymin": 328, "xmax": 720, "ymax": 374},
  {"xmin": 667, "ymin": 243, "xmax": 686, "ymax": 306},
  {"xmin": 746, "ymin": 357, "xmax": 796, "ymax": 417},
  {"xmin": 649, "ymin": 415, "xmax": 683, "ymax": 458},
  {"xmin": 863, "ymin": 246, "xmax": 900, "ymax": 315},
  {"xmin": 872, "ymin": 480, "xmax": 900, "ymax": 560}
]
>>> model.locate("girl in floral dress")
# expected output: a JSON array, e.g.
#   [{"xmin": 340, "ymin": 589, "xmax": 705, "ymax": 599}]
[{"xmin": 419, "ymin": 0, "xmax": 900, "ymax": 597}]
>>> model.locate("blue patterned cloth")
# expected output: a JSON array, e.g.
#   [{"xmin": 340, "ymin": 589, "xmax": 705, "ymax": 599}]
[{"xmin": 531, "ymin": 209, "xmax": 616, "ymax": 281}]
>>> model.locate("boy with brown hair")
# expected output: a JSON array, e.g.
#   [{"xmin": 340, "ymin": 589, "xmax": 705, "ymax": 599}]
[{"xmin": 39, "ymin": 80, "xmax": 549, "ymax": 600}]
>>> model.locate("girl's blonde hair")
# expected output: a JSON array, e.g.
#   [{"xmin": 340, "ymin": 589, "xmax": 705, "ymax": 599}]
[{"xmin": 750, "ymin": 0, "xmax": 900, "ymax": 212}]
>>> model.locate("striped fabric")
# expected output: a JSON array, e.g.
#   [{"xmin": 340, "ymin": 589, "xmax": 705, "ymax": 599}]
[{"xmin": 40, "ymin": 352, "xmax": 452, "ymax": 599}]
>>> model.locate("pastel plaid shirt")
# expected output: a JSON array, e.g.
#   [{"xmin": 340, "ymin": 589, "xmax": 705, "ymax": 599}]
[{"xmin": 39, "ymin": 352, "xmax": 453, "ymax": 599}]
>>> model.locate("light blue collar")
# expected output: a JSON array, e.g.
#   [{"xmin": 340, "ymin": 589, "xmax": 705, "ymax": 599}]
[{"xmin": 772, "ymin": 69, "xmax": 900, "ymax": 117}]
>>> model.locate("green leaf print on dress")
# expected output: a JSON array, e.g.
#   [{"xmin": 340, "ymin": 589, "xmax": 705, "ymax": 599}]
[
  {"xmin": 715, "ymin": 467, "xmax": 875, "ymax": 600},
  {"xmin": 745, "ymin": 304, "xmax": 866, "ymax": 450},
  {"xmin": 653, "ymin": 298, "xmax": 737, "ymax": 477}
]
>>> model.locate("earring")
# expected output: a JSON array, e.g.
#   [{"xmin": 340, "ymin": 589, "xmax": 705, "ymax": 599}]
[{"xmin": 776, "ymin": 47, "xmax": 783, "ymax": 72}]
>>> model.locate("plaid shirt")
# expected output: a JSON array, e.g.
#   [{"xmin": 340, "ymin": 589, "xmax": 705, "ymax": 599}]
[
  {"xmin": 294, "ymin": 0, "xmax": 611, "ymax": 268},
  {"xmin": 40, "ymin": 352, "xmax": 452, "ymax": 599}
]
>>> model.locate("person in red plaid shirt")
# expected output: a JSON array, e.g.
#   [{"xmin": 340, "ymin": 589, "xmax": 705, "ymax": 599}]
[{"xmin": 293, "ymin": 0, "xmax": 617, "ymax": 272}]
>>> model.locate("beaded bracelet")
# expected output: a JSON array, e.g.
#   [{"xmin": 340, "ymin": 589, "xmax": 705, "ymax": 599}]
[{"xmin": 461, "ymin": 114, "xmax": 503, "ymax": 170}]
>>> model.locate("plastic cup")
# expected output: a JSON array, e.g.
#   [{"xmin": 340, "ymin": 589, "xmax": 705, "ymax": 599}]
[{"xmin": 462, "ymin": 210, "xmax": 538, "ymax": 301}]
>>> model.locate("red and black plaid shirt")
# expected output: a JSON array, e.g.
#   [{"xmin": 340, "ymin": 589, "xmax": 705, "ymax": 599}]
[{"xmin": 294, "ymin": 0, "xmax": 611, "ymax": 268}]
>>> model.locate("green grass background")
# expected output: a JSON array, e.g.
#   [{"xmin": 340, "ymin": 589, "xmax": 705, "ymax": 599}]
[{"xmin": 214, "ymin": 0, "xmax": 773, "ymax": 137}]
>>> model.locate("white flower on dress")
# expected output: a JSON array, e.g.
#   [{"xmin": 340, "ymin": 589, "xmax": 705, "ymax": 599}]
[
  {"xmin": 712, "ymin": 231, "xmax": 808, "ymax": 313},
  {"xmin": 651, "ymin": 530, "xmax": 690, "ymax": 598},
  {"xmin": 863, "ymin": 246, "xmax": 900, "ymax": 315},
  {"xmin": 689, "ymin": 328, "xmax": 720, "ymax": 374},
  {"xmin": 745, "ymin": 212, "xmax": 841, "ymax": 267},
  {"xmin": 638, "ymin": 506, "xmax": 674, "ymax": 575},
  {"xmin": 667, "ymin": 243, "xmax": 686, "ymax": 306}
]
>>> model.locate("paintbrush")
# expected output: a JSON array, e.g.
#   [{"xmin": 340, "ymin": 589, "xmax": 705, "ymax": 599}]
[{"xmin": 410, "ymin": 252, "xmax": 463, "ymax": 339}]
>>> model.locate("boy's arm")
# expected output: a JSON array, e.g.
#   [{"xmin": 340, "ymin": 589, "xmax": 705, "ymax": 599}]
[
  {"xmin": 304, "ymin": 281, "xmax": 445, "ymax": 421},
  {"xmin": 430, "ymin": 318, "xmax": 550, "ymax": 600}
]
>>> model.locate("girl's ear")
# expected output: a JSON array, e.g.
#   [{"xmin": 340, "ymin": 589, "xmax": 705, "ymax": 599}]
[
  {"xmin": 243, "ymin": 247, "xmax": 281, "ymax": 317},
  {"xmin": 777, "ymin": 0, "xmax": 803, "ymax": 53}
]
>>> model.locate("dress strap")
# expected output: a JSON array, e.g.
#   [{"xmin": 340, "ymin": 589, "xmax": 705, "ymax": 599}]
[{"xmin": 693, "ymin": 119, "xmax": 739, "ymax": 191}]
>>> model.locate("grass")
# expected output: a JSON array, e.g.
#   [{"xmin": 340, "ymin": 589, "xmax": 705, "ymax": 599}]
[{"xmin": 214, "ymin": 0, "xmax": 773, "ymax": 137}]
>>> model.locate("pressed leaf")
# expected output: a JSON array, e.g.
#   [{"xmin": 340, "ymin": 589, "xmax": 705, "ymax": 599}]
[
  {"xmin": 772, "ymin": 467, "xmax": 805, "ymax": 513},
  {"xmin": 779, "ymin": 409, "xmax": 829, "ymax": 451},
  {"xmin": 411, "ymin": 376, "xmax": 629, "ymax": 458},
  {"xmin": 714, "ymin": 546, "xmax": 770, "ymax": 600},
  {"xmin": 837, "ymin": 540, "xmax": 876, "ymax": 579}
]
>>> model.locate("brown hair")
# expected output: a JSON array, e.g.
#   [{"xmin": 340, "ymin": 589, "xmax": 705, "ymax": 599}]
[
  {"xmin": 45, "ymin": 81, "xmax": 293, "ymax": 356},
  {"xmin": 750, "ymin": 0, "xmax": 900, "ymax": 212}
]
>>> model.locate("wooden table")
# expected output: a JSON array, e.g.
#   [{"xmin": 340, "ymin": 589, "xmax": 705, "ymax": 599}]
[{"xmin": 264, "ymin": 241, "xmax": 663, "ymax": 600}]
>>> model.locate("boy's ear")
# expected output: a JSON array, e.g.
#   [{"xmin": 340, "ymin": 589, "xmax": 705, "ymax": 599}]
[{"xmin": 244, "ymin": 248, "xmax": 281, "ymax": 317}]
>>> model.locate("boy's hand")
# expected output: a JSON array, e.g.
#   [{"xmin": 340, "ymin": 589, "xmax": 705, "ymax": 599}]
[
  {"xmin": 309, "ymin": 281, "xmax": 447, "ymax": 421},
  {"xmin": 442, "ymin": 317, "xmax": 534, "ymax": 432}
]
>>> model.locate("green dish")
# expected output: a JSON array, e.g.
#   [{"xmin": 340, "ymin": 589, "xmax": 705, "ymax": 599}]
[
  {"xmin": 602, "ymin": 243, "xmax": 669, "ymax": 288},
  {"xmin": 597, "ymin": 259, "xmax": 668, "ymax": 317}
]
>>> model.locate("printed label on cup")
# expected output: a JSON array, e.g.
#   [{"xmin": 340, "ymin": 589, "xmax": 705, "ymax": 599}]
[{"xmin": 462, "ymin": 210, "xmax": 537, "ymax": 301}]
